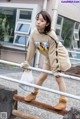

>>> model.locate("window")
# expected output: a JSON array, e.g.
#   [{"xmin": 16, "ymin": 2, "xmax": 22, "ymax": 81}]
[
  {"xmin": 74, "ymin": 32, "xmax": 79, "ymax": 41},
  {"xmin": 56, "ymin": 16, "xmax": 63, "ymax": 42},
  {"xmin": 14, "ymin": 21, "xmax": 31, "ymax": 46},
  {"xmin": 73, "ymin": 22, "xmax": 79, "ymax": 42},
  {"xmin": 56, "ymin": 29, "xmax": 61, "ymax": 36},
  {"xmin": 57, "ymin": 16, "xmax": 62, "ymax": 25},
  {"xmin": 15, "ymin": 22, "xmax": 31, "ymax": 34},
  {"xmin": 14, "ymin": 34, "xmax": 29, "ymax": 46},
  {"xmin": 17, "ymin": 9, "xmax": 32, "ymax": 21},
  {"xmin": 14, "ymin": 9, "xmax": 32, "ymax": 46},
  {"xmin": 75, "ymin": 23, "xmax": 79, "ymax": 30},
  {"xmin": 61, "ymin": 18, "xmax": 74, "ymax": 48}
]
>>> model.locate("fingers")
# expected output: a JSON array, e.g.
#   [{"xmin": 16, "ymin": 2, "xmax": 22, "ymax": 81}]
[{"xmin": 20, "ymin": 61, "xmax": 29, "ymax": 68}]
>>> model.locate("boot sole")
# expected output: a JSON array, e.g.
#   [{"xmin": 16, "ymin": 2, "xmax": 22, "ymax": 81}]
[
  {"xmin": 54, "ymin": 106, "xmax": 66, "ymax": 111},
  {"xmin": 24, "ymin": 97, "xmax": 36, "ymax": 102}
]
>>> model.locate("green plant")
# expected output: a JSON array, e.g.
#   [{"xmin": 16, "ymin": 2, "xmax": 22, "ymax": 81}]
[
  {"xmin": 64, "ymin": 39, "xmax": 71, "ymax": 47},
  {"xmin": 1, "ymin": 16, "xmax": 10, "ymax": 41}
]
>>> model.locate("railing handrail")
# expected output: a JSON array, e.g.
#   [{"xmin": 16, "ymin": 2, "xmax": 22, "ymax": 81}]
[
  {"xmin": 0, "ymin": 75, "xmax": 80, "ymax": 100},
  {"xmin": 0, "ymin": 60, "xmax": 80, "ymax": 81}
]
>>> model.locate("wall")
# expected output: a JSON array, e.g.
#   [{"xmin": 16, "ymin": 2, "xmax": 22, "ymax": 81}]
[
  {"xmin": 58, "ymin": 1, "xmax": 80, "ymax": 22},
  {"xmin": 47, "ymin": 0, "xmax": 58, "ymax": 17},
  {"xmin": 1, "ymin": 49, "xmax": 25, "ymax": 63},
  {"xmin": 0, "ymin": 0, "xmax": 43, "ymax": 9}
]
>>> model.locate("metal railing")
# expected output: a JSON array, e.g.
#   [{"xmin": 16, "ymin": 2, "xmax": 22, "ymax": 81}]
[{"xmin": 0, "ymin": 60, "xmax": 80, "ymax": 100}]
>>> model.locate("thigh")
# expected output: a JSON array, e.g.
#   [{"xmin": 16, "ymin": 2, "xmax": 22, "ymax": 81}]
[
  {"xmin": 38, "ymin": 57, "xmax": 50, "ymax": 78},
  {"xmin": 43, "ymin": 63, "xmax": 50, "ymax": 70},
  {"xmin": 43, "ymin": 57, "xmax": 50, "ymax": 70},
  {"xmin": 41, "ymin": 61, "xmax": 50, "ymax": 77},
  {"xmin": 38, "ymin": 63, "xmax": 49, "ymax": 80}
]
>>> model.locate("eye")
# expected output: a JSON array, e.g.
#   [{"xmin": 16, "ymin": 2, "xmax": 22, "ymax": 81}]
[
  {"xmin": 36, "ymin": 17, "xmax": 39, "ymax": 21},
  {"xmin": 36, "ymin": 18, "xmax": 38, "ymax": 21}
]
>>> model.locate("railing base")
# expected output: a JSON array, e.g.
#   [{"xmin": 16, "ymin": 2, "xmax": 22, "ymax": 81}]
[
  {"xmin": 13, "ymin": 94, "xmax": 68, "ymax": 115},
  {"xmin": 0, "ymin": 84, "xmax": 17, "ymax": 119},
  {"xmin": 12, "ymin": 109, "xmax": 41, "ymax": 119}
]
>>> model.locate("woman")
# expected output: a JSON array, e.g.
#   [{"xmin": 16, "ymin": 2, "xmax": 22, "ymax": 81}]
[{"xmin": 21, "ymin": 10, "xmax": 70, "ymax": 110}]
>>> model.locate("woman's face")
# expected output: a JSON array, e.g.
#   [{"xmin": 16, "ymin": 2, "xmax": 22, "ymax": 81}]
[{"xmin": 36, "ymin": 14, "xmax": 47, "ymax": 33}]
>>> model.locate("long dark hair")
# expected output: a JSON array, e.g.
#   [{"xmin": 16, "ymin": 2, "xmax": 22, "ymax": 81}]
[{"xmin": 36, "ymin": 10, "xmax": 52, "ymax": 33}]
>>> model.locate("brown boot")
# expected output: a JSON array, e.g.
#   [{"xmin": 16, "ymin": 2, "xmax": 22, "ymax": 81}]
[
  {"xmin": 54, "ymin": 96, "xmax": 68, "ymax": 110},
  {"xmin": 24, "ymin": 89, "xmax": 38, "ymax": 102}
]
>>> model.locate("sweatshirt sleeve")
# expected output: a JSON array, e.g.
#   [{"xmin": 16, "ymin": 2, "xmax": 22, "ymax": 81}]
[{"xmin": 26, "ymin": 33, "xmax": 36, "ymax": 65}]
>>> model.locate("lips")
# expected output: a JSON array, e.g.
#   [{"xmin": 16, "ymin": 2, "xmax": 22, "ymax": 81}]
[{"xmin": 36, "ymin": 25, "xmax": 40, "ymax": 28}]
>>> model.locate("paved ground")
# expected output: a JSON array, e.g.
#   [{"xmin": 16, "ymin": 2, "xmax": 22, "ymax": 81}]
[{"xmin": 0, "ymin": 64, "xmax": 80, "ymax": 119}]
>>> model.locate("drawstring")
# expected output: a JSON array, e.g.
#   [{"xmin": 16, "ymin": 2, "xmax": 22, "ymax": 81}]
[{"xmin": 46, "ymin": 34, "xmax": 60, "ymax": 72}]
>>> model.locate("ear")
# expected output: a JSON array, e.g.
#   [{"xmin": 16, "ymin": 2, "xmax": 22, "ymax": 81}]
[{"xmin": 46, "ymin": 23, "xmax": 49, "ymax": 26}]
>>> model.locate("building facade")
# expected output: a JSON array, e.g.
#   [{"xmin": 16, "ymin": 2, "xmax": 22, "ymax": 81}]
[{"xmin": 0, "ymin": 0, "xmax": 80, "ymax": 67}]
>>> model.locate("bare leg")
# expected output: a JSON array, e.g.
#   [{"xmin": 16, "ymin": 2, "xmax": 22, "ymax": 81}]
[
  {"xmin": 36, "ymin": 63, "xmax": 50, "ymax": 86},
  {"xmin": 24, "ymin": 64, "xmax": 50, "ymax": 101},
  {"xmin": 54, "ymin": 76, "xmax": 68, "ymax": 110},
  {"xmin": 55, "ymin": 76, "xmax": 66, "ymax": 92}
]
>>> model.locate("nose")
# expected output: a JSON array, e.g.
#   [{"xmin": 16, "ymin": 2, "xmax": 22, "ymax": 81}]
[{"xmin": 37, "ymin": 20, "xmax": 40, "ymax": 24}]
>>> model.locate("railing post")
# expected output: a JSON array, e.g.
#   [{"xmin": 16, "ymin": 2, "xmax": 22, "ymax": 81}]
[{"xmin": 0, "ymin": 84, "xmax": 17, "ymax": 119}]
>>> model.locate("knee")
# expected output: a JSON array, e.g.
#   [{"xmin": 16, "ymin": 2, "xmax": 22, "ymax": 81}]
[
  {"xmin": 55, "ymin": 76, "xmax": 63, "ymax": 83},
  {"xmin": 41, "ymin": 73, "xmax": 48, "ymax": 79},
  {"xmin": 43, "ymin": 73, "xmax": 48, "ymax": 79}
]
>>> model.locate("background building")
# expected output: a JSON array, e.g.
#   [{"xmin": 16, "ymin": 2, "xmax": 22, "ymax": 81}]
[{"xmin": 0, "ymin": 0, "xmax": 80, "ymax": 67}]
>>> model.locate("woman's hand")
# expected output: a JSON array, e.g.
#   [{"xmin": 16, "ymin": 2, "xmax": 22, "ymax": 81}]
[{"xmin": 20, "ymin": 61, "xmax": 29, "ymax": 69}]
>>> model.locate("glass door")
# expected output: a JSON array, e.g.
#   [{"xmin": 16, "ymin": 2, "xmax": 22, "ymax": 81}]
[{"xmin": 0, "ymin": 7, "xmax": 16, "ymax": 43}]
